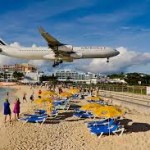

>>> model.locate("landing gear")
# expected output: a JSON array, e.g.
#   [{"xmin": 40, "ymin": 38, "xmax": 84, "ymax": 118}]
[
  {"xmin": 59, "ymin": 60, "xmax": 63, "ymax": 64},
  {"xmin": 52, "ymin": 60, "xmax": 63, "ymax": 67},
  {"xmin": 106, "ymin": 58, "xmax": 109, "ymax": 63}
]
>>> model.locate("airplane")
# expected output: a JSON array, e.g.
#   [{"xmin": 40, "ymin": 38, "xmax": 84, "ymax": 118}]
[{"xmin": 0, "ymin": 27, "xmax": 120, "ymax": 67}]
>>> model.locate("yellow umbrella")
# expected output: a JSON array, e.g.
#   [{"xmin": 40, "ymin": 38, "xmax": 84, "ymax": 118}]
[
  {"xmin": 34, "ymin": 98, "xmax": 53, "ymax": 104},
  {"xmin": 34, "ymin": 98, "xmax": 44, "ymax": 104},
  {"xmin": 81, "ymin": 103, "xmax": 102, "ymax": 111},
  {"xmin": 68, "ymin": 89, "xmax": 79, "ymax": 94},
  {"xmin": 93, "ymin": 105, "xmax": 124, "ymax": 118},
  {"xmin": 59, "ymin": 92, "xmax": 73, "ymax": 98},
  {"xmin": 42, "ymin": 91, "xmax": 57, "ymax": 95},
  {"xmin": 43, "ymin": 97, "xmax": 53, "ymax": 103}
]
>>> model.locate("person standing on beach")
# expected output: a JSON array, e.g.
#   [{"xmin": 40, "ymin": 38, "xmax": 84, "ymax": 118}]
[
  {"xmin": 6, "ymin": 92, "xmax": 9, "ymax": 98},
  {"xmin": 23, "ymin": 92, "xmax": 27, "ymax": 102},
  {"xmin": 38, "ymin": 89, "xmax": 42, "ymax": 96},
  {"xmin": 30, "ymin": 93, "xmax": 34, "ymax": 103},
  {"xmin": 3, "ymin": 99, "xmax": 11, "ymax": 123},
  {"xmin": 13, "ymin": 98, "xmax": 20, "ymax": 119}
]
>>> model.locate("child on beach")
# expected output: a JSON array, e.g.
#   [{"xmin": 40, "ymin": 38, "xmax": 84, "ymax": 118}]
[
  {"xmin": 13, "ymin": 98, "xmax": 20, "ymax": 119},
  {"xmin": 3, "ymin": 99, "xmax": 11, "ymax": 123}
]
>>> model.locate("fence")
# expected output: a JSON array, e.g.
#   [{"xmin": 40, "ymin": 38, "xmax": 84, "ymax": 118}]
[{"xmin": 97, "ymin": 85, "xmax": 146, "ymax": 95}]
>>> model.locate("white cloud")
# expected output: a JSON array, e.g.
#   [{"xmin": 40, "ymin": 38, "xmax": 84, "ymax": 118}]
[{"xmin": 10, "ymin": 42, "xmax": 22, "ymax": 48}]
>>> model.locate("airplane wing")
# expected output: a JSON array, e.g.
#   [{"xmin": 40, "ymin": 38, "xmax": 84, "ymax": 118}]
[
  {"xmin": 39, "ymin": 27, "xmax": 74, "ymax": 59},
  {"xmin": 38, "ymin": 27, "xmax": 64, "ymax": 48}
]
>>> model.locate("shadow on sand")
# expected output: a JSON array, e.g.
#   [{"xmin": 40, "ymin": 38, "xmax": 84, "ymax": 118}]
[
  {"xmin": 121, "ymin": 119, "xmax": 150, "ymax": 133},
  {"xmin": 69, "ymin": 103, "xmax": 81, "ymax": 110}
]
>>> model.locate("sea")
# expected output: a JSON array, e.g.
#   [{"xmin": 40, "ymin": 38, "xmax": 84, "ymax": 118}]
[{"xmin": 0, "ymin": 87, "xmax": 16, "ymax": 109}]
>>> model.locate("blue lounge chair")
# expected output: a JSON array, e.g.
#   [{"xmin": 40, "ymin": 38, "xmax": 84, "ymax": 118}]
[
  {"xmin": 35, "ymin": 109, "xmax": 46, "ymax": 115},
  {"xmin": 49, "ymin": 110, "xmax": 58, "ymax": 118},
  {"xmin": 87, "ymin": 118, "xmax": 119, "ymax": 128},
  {"xmin": 73, "ymin": 110, "xmax": 93, "ymax": 118},
  {"xmin": 89, "ymin": 122, "xmax": 124, "ymax": 137},
  {"xmin": 53, "ymin": 100, "xmax": 66, "ymax": 106},
  {"xmin": 54, "ymin": 100, "xmax": 70, "ymax": 110},
  {"xmin": 19, "ymin": 115, "xmax": 47, "ymax": 125},
  {"xmin": 72, "ymin": 94, "xmax": 79, "ymax": 99},
  {"xmin": 86, "ymin": 118, "xmax": 114, "ymax": 128}
]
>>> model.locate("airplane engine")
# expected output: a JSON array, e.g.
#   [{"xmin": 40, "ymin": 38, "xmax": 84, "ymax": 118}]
[
  {"xmin": 70, "ymin": 52, "xmax": 82, "ymax": 59},
  {"xmin": 58, "ymin": 45, "xmax": 73, "ymax": 52}
]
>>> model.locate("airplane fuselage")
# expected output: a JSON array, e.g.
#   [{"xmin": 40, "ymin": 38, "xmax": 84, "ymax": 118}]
[{"xmin": 0, "ymin": 45, "xmax": 119, "ymax": 61}]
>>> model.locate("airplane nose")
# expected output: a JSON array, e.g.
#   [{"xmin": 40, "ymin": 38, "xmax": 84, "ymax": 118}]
[
  {"xmin": 114, "ymin": 49, "xmax": 119, "ymax": 56},
  {"xmin": 116, "ymin": 50, "xmax": 120, "ymax": 55}
]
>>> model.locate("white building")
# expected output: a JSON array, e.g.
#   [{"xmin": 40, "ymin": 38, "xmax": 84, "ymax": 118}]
[
  {"xmin": 54, "ymin": 69, "xmax": 97, "ymax": 84},
  {"xmin": 21, "ymin": 72, "xmax": 43, "ymax": 83}
]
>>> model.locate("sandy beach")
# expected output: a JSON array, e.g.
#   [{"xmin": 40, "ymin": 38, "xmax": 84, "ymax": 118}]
[{"xmin": 0, "ymin": 85, "xmax": 149, "ymax": 150}]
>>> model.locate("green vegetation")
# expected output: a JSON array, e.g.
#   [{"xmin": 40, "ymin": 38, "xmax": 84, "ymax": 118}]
[
  {"xmin": 13, "ymin": 71, "xmax": 24, "ymax": 80},
  {"xmin": 40, "ymin": 74, "xmax": 58, "ymax": 84},
  {"xmin": 108, "ymin": 72, "xmax": 125, "ymax": 79},
  {"xmin": 108, "ymin": 72, "xmax": 150, "ymax": 86}
]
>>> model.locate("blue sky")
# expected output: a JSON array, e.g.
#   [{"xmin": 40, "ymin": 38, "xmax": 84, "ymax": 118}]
[{"xmin": 0, "ymin": 0, "xmax": 150, "ymax": 74}]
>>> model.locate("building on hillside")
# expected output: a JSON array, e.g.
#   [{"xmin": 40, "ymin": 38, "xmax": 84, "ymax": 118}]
[
  {"xmin": 54, "ymin": 69, "xmax": 97, "ymax": 84},
  {"xmin": 0, "ymin": 63, "xmax": 37, "ymax": 81},
  {"xmin": 0, "ymin": 63, "xmax": 37, "ymax": 73}
]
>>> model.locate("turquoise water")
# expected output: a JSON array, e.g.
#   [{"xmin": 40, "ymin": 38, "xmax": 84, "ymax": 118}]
[
  {"xmin": 0, "ymin": 87, "xmax": 16, "ymax": 109},
  {"xmin": 0, "ymin": 87, "xmax": 9, "ymax": 100}
]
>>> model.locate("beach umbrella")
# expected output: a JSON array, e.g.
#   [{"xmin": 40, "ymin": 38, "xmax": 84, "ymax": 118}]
[
  {"xmin": 42, "ymin": 91, "xmax": 57, "ymax": 96},
  {"xmin": 42, "ymin": 98, "xmax": 53, "ymax": 103},
  {"xmin": 92, "ymin": 105, "xmax": 124, "ymax": 118},
  {"xmin": 34, "ymin": 98, "xmax": 53, "ymax": 104},
  {"xmin": 34, "ymin": 99, "xmax": 44, "ymax": 104},
  {"xmin": 68, "ymin": 88, "xmax": 79, "ymax": 94},
  {"xmin": 59, "ymin": 92, "xmax": 73, "ymax": 98},
  {"xmin": 81, "ymin": 103, "xmax": 102, "ymax": 111}
]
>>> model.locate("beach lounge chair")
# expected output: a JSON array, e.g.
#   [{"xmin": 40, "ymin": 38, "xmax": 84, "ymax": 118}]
[
  {"xmin": 72, "ymin": 94, "xmax": 79, "ymax": 99},
  {"xmin": 53, "ymin": 100, "xmax": 66, "ymax": 106},
  {"xmin": 54, "ymin": 100, "xmax": 70, "ymax": 110},
  {"xmin": 86, "ymin": 118, "xmax": 113, "ymax": 128},
  {"xmin": 49, "ymin": 110, "xmax": 58, "ymax": 118},
  {"xmin": 18, "ymin": 115, "xmax": 48, "ymax": 125},
  {"xmin": 87, "ymin": 118, "xmax": 120, "ymax": 128},
  {"xmin": 34, "ymin": 109, "xmax": 58, "ymax": 118},
  {"xmin": 35, "ymin": 109, "xmax": 46, "ymax": 115},
  {"xmin": 89, "ymin": 122, "xmax": 124, "ymax": 138},
  {"xmin": 73, "ymin": 110, "xmax": 93, "ymax": 118}
]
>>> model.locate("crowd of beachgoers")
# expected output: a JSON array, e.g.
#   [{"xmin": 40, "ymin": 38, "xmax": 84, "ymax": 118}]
[{"xmin": 0, "ymin": 83, "xmax": 149, "ymax": 150}]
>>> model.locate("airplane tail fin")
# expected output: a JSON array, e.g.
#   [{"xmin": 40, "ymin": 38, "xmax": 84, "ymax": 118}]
[{"xmin": 0, "ymin": 39, "xmax": 7, "ymax": 46}]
